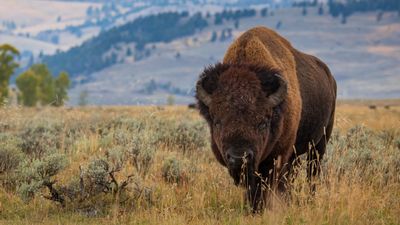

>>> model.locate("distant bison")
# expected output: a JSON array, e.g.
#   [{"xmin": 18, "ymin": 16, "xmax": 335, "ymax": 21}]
[
  {"xmin": 187, "ymin": 103, "xmax": 198, "ymax": 109},
  {"xmin": 195, "ymin": 27, "xmax": 336, "ymax": 211}
]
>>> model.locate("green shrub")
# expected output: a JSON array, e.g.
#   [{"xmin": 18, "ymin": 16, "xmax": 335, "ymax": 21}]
[
  {"xmin": 325, "ymin": 125, "xmax": 400, "ymax": 183},
  {"xmin": 128, "ymin": 137, "xmax": 155, "ymax": 178},
  {"xmin": 85, "ymin": 158, "xmax": 111, "ymax": 193},
  {"xmin": 0, "ymin": 134, "xmax": 24, "ymax": 189},
  {"xmin": 154, "ymin": 120, "xmax": 209, "ymax": 154},
  {"xmin": 0, "ymin": 147, "xmax": 22, "ymax": 174},
  {"xmin": 83, "ymin": 147, "xmax": 139, "ymax": 197},
  {"xmin": 18, "ymin": 154, "xmax": 68, "ymax": 205},
  {"xmin": 63, "ymin": 120, "xmax": 86, "ymax": 151},
  {"xmin": 18, "ymin": 121, "xmax": 62, "ymax": 159},
  {"xmin": 99, "ymin": 126, "xmax": 155, "ymax": 178},
  {"xmin": 62, "ymin": 148, "xmax": 153, "ymax": 211},
  {"xmin": 0, "ymin": 121, "xmax": 11, "ymax": 132},
  {"xmin": 110, "ymin": 117, "xmax": 145, "ymax": 132},
  {"xmin": 378, "ymin": 129, "xmax": 398, "ymax": 148},
  {"xmin": 162, "ymin": 156, "xmax": 188, "ymax": 185},
  {"xmin": 113, "ymin": 129, "xmax": 132, "ymax": 146},
  {"xmin": 0, "ymin": 134, "xmax": 23, "ymax": 174}
]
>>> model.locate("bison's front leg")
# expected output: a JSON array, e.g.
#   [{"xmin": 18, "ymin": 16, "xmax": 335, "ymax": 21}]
[
  {"xmin": 235, "ymin": 155, "xmax": 265, "ymax": 212},
  {"xmin": 248, "ymin": 155, "xmax": 293, "ymax": 212},
  {"xmin": 245, "ymin": 170, "xmax": 264, "ymax": 212},
  {"xmin": 244, "ymin": 158, "xmax": 275, "ymax": 212}
]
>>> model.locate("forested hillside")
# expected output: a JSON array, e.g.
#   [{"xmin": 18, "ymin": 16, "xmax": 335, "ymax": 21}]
[
  {"xmin": 2, "ymin": 0, "xmax": 399, "ymax": 104},
  {"xmin": 328, "ymin": 0, "xmax": 400, "ymax": 22},
  {"xmin": 42, "ymin": 12, "xmax": 208, "ymax": 77},
  {"xmin": 42, "ymin": 7, "xmax": 260, "ymax": 78}
]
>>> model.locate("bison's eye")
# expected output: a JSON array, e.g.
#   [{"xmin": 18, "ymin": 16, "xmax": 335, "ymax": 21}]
[{"xmin": 257, "ymin": 120, "xmax": 269, "ymax": 131}]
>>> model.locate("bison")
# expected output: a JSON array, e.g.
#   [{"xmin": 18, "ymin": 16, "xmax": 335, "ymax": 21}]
[{"xmin": 195, "ymin": 26, "xmax": 336, "ymax": 211}]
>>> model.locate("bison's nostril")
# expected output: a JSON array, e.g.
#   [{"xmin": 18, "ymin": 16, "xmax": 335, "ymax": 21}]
[
  {"xmin": 226, "ymin": 149, "xmax": 254, "ymax": 167},
  {"xmin": 228, "ymin": 157, "xmax": 236, "ymax": 166},
  {"xmin": 246, "ymin": 151, "xmax": 254, "ymax": 160},
  {"xmin": 226, "ymin": 152, "xmax": 236, "ymax": 165}
]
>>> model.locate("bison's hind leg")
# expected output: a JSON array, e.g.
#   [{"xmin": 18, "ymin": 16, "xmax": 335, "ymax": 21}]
[
  {"xmin": 307, "ymin": 139, "xmax": 325, "ymax": 187},
  {"xmin": 307, "ymin": 112, "xmax": 335, "ymax": 193}
]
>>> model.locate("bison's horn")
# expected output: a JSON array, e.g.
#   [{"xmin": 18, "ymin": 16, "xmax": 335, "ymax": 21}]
[
  {"xmin": 196, "ymin": 81, "xmax": 212, "ymax": 106},
  {"xmin": 267, "ymin": 74, "xmax": 287, "ymax": 107}
]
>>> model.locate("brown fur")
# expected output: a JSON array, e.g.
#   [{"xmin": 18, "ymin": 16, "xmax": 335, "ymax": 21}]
[{"xmin": 196, "ymin": 26, "xmax": 337, "ymax": 211}]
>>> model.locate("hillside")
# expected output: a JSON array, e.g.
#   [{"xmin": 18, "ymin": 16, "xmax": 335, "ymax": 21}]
[
  {"xmin": 66, "ymin": 7, "xmax": 400, "ymax": 105},
  {"xmin": 1, "ymin": 1, "xmax": 399, "ymax": 105},
  {"xmin": 0, "ymin": 0, "xmax": 270, "ymax": 57},
  {"xmin": 0, "ymin": 0, "xmax": 100, "ymax": 54},
  {"xmin": 42, "ymin": 12, "xmax": 209, "ymax": 76}
]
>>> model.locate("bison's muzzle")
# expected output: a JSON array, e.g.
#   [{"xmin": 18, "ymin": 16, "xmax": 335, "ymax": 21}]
[{"xmin": 226, "ymin": 149, "xmax": 254, "ymax": 186}]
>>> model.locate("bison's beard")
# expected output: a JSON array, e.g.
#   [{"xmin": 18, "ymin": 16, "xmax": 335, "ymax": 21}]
[
  {"xmin": 229, "ymin": 161, "xmax": 265, "ymax": 212},
  {"xmin": 228, "ymin": 160, "xmax": 255, "ymax": 187}
]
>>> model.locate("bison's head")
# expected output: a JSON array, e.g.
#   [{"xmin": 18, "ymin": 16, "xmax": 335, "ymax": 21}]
[{"xmin": 196, "ymin": 63, "xmax": 287, "ymax": 185}]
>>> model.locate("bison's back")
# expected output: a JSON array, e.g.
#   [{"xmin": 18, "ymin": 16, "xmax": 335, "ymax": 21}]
[{"xmin": 223, "ymin": 26, "xmax": 295, "ymax": 70}]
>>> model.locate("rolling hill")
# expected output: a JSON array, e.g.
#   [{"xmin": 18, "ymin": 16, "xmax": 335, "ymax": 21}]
[
  {"xmin": 66, "ymin": 7, "xmax": 400, "ymax": 105},
  {"xmin": 1, "ymin": 1, "xmax": 399, "ymax": 105}
]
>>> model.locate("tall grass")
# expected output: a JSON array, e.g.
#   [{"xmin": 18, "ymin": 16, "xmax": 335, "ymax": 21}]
[{"xmin": 0, "ymin": 104, "xmax": 399, "ymax": 224}]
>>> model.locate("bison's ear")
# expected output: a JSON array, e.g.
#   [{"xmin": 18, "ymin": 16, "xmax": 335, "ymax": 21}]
[
  {"xmin": 255, "ymin": 69, "xmax": 288, "ymax": 107},
  {"xmin": 196, "ymin": 63, "xmax": 229, "ymax": 107}
]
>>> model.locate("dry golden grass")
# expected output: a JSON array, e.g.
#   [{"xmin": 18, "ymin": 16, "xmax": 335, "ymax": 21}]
[
  {"xmin": 0, "ymin": 101, "xmax": 399, "ymax": 225},
  {"xmin": 336, "ymin": 100, "xmax": 400, "ymax": 131}
]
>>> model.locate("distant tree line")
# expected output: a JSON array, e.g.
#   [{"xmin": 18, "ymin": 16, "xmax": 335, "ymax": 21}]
[
  {"xmin": 138, "ymin": 79, "xmax": 188, "ymax": 96},
  {"xmin": 17, "ymin": 64, "xmax": 70, "ymax": 107},
  {"xmin": 260, "ymin": 7, "xmax": 269, "ymax": 17},
  {"xmin": 2, "ymin": 20, "xmax": 17, "ymax": 31},
  {"xmin": 43, "ymin": 11, "xmax": 208, "ymax": 78},
  {"xmin": 292, "ymin": 0, "xmax": 318, "ymax": 7},
  {"xmin": 0, "ymin": 44, "xmax": 19, "ymax": 104},
  {"xmin": 81, "ymin": 4, "xmax": 149, "ymax": 35},
  {"xmin": 328, "ymin": 0, "xmax": 400, "ymax": 19},
  {"xmin": 214, "ymin": 9, "xmax": 257, "ymax": 25},
  {"xmin": 0, "ymin": 44, "xmax": 70, "ymax": 107}
]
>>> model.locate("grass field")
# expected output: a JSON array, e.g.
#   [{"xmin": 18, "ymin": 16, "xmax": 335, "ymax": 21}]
[{"xmin": 0, "ymin": 101, "xmax": 399, "ymax": 225}]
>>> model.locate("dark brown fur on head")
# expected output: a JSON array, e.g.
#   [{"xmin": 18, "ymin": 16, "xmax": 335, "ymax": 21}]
[{"xmin": 196, "ymin": 63, "xmax": 287, "ymax": 181}]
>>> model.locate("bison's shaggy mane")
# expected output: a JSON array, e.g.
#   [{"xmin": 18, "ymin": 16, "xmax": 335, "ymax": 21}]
[
  {"xmin": 196, "ymin": 63, "xmax": 284, "ymax": 123},
  {"xmin": 197, "ymin": 63, "xmax": 282, "ymax": 95}
]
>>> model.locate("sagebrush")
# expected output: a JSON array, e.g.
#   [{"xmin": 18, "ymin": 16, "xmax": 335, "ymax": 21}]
[{"xmin": 0, "ymin": 105, "xmax": 399, "ymax": 224}]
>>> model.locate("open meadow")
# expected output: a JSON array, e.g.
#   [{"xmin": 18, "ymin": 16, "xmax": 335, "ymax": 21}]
[{"xmin": 0, "ymin": 101, "xmax": 399, "ymax": 225}]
